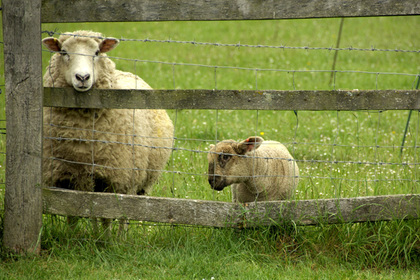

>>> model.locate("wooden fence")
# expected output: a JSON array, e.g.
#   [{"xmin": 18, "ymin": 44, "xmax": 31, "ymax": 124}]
[{"xmin": 2, "ymin": 0, "xmax": 420, "ymax": 254}]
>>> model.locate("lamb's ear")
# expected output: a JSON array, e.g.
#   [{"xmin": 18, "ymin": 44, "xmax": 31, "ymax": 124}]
[
  {"xmin": 99, "ymin": 38, "xmax": 119, "ymax": 53},
  {"xmin": 42, "ymin": 37, "xmax": 62, "ymax": 52},
  {"xmin": 209, "ymin": 144, "xmax": 215, "ymax": 150},
  {"xmin": 237, "ymin": 136, "xmax": 264, "ymax": 154}
]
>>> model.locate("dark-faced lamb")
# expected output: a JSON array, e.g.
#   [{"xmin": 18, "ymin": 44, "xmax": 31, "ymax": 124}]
[{"xmin": 207, "ymin": 136, "xmax": 299, "ymax": 203}]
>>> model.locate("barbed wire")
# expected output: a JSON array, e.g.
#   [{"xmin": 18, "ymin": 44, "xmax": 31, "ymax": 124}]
[
  {"xmin": 41, "ymin": 48, "xmax": 419, "ymax": 79},
  {"xmin": 41, "ymin": 31, "xmax": 420, "ymax": 54},
  {"xmin": 112, "ymin": 54, "xmax": 420, "ymax": 78},
  {"xmin": 45, "ymin": 155, "xmax": 418, "ymax": 185},
  {"xmin": 44, "ymin": 123, "xmax": 420, "ymax": 150},
  {"xmin": 44, "ymin": 134, "xmax": 419, "ymax": 168}
]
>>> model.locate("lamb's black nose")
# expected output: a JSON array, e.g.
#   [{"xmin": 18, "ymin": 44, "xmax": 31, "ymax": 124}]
[{"xmin": 208, "ymin": 175, "xmax": 221, "ymax": 188}]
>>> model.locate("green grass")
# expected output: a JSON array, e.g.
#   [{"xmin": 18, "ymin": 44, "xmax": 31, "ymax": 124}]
[
  {"xmin": 1, "ymin": 15, "xmax": 420, "ymax": 278},
  {"xmin": 1, "ymin": 218, "xmax": 420, "ymax": 279}
]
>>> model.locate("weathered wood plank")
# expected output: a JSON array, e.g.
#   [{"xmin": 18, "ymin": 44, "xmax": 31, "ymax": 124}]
[
  {"xmin": 41, "ymin": 0, "xmax": 420, "ymax": 23},
  {"xmin": 42, "ymin": 188, "xmax": 420, "ymax": 227},
  {"xmin": 3, "ymin": 0, "xmax": 43, "ymax": 254},
  {"xmin": 44, "ymin": 88, "xmax": 420, "ymax": 111},
  {"xmin": 42, "ymin": 188, "xmax": 240, "ymax": 228},
  {"xmin": 241, "ymin": 194, "xmax": 420, "ymax": 227}
]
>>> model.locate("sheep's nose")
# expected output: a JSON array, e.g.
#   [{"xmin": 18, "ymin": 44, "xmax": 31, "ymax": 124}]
[
  {"xmin": 208, "ymin": 175, "xmax": 221, "ymax": 187},
  {"xmin": 75, "ymin": 74, "xmax": 90, "ymax": 82}
]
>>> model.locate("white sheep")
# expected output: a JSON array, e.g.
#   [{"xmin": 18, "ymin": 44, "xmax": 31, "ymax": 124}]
[
  {"xmin": 207, "ymin": 136, "xmax": 299, "ymax": 203},
  {"xmin": 42, "ymin": 30, "xmax": 174, "ymax": 232}
]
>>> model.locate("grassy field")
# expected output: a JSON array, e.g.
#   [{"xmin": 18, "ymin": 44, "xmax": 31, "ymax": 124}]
[{"xmin": 1, "ymin": 14, "xmax": 420, "ymax": 279}]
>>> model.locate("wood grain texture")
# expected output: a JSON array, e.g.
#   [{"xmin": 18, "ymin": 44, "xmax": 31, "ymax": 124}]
[
  {"xmin": 44, "ymin": 88, "xmax": 420, "ymax": 111},
  {"xmin": 42, "ymin": 188, "xmax": 240, "ymax": 227},
  {"xmin": 41, "ymin": 0, "xmax": 420, "ymax": 23},
  {"xmin": 240, "ymin": 194, "xmax": 420, "ymax": 227},
  {"xmin": 42, "ymin": 188, "xmax": 420, "ymax": 227},
  {"xmin": 3, "ymin": 0, "xmax": 43, "ymax": 254}
]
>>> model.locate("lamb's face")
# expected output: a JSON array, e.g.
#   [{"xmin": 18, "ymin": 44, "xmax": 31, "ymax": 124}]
[
  {"xmin": 42, "ymin": 33, "xmax": 119, "ymax": 92},
  {"xmin": 207, "ymin": 138, "xmax": 263, "ymax": 191}
]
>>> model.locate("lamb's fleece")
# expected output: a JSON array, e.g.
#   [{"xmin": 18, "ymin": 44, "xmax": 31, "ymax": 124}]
[
  {"xmin": 207, "ymin": 136, "xmax": 299, "ymax": 203},
  {"xmin": 43, "ymin": 30, "xmax": 174, "ymax": 197}
]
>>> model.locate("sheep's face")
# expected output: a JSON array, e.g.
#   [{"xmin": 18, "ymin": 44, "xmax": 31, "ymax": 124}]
[
  {"xmin": 43, "ymin": 33, "xmax": 119, "ymax": 91},
  {"xmin": 207, "ymin": 137, "xmax": 263, "ymax": 191}
]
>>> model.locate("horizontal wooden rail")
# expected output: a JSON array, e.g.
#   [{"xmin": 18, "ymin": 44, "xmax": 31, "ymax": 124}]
[
  {"xmin": 42, "ymin": 188, "xmax": 420, "ymax": 227},
  {"xmin": 44, "ymin": 88, "xmax": 420, "ymax": 111},
  {"xmin": 41, "ymin": 0, "xmax": 420, "ymax": 23}
]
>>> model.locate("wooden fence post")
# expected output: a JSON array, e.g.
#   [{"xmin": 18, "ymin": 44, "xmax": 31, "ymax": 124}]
[{"xmin": 2, "ymin": 0, "xmax": 43, "ymax": 254}]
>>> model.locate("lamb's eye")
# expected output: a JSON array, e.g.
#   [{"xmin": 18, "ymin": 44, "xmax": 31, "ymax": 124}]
[
  {"xmin": 95, "ymin": 50, "xmax": 100, "ymax": 56},
  {"xmin": 219, "ymin": 154, "xmax": 231, "ymax": 162},
  {"xmin": 60, "ymin": 50, "xmax": 68, "ymax": 56}
]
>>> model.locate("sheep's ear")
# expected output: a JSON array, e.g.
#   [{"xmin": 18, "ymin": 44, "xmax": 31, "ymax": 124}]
[
  {"xmin": 237, "ymin": 136, "xmax": 264, "ymax": 154},
  {"xmin": 209, "ymin": 144, "xmax": 215, "ymax": 150},
  {"xmin": 99, "ymin": 38, "xmax": 119, "ymax": 53},
  {"xmin": 42, "ymin": 37, "xmax": 62, "ymax": 52}
]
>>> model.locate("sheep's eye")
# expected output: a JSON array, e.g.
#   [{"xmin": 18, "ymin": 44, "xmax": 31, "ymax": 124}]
[
  {"xmin": 95, "ymin": 50, "xmax": 100, "ymax": 56},
  {"xmin": 219, "ymin": 154, "xmax": 231, "ymax": 162},
  {"xmin": 60, "ymin": 50, "xmax": 68, "ymax": 56}
]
